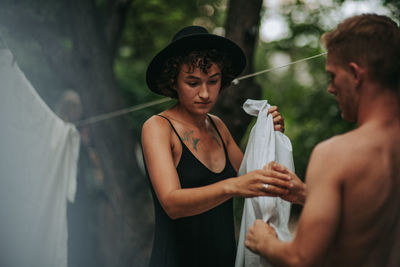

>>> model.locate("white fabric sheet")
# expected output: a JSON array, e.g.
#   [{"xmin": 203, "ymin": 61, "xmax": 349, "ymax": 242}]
[
  {"xmin": 0, "ymin": 49, "xmax": 80, "ymax": 267},
  {"xmin": 235, "ymin": 99, "xmax": 294, "ymax": 267}
]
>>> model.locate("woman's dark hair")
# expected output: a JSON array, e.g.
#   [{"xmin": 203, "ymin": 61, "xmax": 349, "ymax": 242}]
[{"xmin": 156, "ymin": 49, "xmax": 236, "ymax": 98}]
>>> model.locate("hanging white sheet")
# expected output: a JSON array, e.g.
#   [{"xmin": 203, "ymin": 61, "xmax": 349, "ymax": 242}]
[
  {"xmin": 235, "ymin": 99, "xmax": 294, "ymax": 267},
  {"xmin": 0, "ymin": 49, "xmax": 80, "ymax": 267}
]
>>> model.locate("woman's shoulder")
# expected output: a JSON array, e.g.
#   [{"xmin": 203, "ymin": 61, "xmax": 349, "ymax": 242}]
[
  {"xmin": 208, "ymin": 113, "xmax": 232, "ymax": 139},
  {"xmin": 208, "ymin": 113, "xmax": 225, "ymax": 128},
  {"xmin": 142, "ymin": 114, "xmax": 173, "ymax": 136}
]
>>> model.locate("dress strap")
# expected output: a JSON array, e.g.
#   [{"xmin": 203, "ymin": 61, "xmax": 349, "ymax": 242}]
[
  {"xmin": 156, "ymin": 114, "xmax": 183, "ymax": 142},
  {"xmin": 157, "ymin": 114, "xmax": 226, "ymax": 149},
  {"xmin": 207, "ymin": 114, "xmax": 227, "ymax": 150}
]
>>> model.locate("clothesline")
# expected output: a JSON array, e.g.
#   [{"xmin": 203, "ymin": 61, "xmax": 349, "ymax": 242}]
[
  {"xmin": 74, "ymin": 97, "xmax": 173, "ymax": 127},
  {"xmin": 72, "ymin": 51, "xmax": 327, "ymax": 127},
  {"xmin": 232, "ymin": 52, "xmax": 327, "ymax": 84}
]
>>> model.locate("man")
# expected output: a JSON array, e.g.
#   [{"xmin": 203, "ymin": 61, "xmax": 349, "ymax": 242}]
[{"xmin": 245, "ymin": 14, "xmax": 400, "ymax": 266}]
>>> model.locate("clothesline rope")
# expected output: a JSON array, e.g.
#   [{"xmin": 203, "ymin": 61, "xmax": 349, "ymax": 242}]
[
  {"xmin": 73, "ymin": 97, "xmax": 173, "ymax": 127},
  {"xmin": 232, "ymin": 52, "xmax": 327, "ymax": 84},
  {"xmin": 73, "ymin": 51, "xmax": 327, "ymax": 127}
]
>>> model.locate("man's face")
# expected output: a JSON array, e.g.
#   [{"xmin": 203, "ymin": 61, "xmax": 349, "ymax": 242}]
[{"xmin": 325, "ymin": 54, "xmax": 359, "ymax": 123}]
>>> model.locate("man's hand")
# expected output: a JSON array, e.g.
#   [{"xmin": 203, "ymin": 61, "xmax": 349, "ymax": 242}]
[
  {"xmin": 245, "ymin": 219, "xmax": 278, "ymax": 255},
  {"xmin": 265, "ymin": 162, "xmax": 306, "ymax": 205},
  {"xmin": 269, "ymin": 106, "xmax": 285, "ymax": 133}
]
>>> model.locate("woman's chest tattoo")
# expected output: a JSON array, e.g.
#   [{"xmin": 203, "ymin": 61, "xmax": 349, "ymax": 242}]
[
  {"xmin": 180, "ymin": 130, "xmax": 200, "ymax": 151},
  {"xmin": 180, "ymin": 129, "xmax": 222, "ymax": 151},
  {"xmin": 210, "ymin": 129, "xmax": 221, "ymax": 147}
]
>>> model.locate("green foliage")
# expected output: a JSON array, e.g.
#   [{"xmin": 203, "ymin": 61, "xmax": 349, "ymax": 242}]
[
  {"xmin": 116, "ymin": 0, "xmax": 398, "ymax": 177},
  {"xmin": 5, "ymin": 0, "xmax": 396, "ymax": 177},
  {"xmin": 254, "ymin": 1, "xmax": 399, "ymax": 180},
  {"xmin": 251, "ymin": 2, "xmax": 358, "ymax": 180}
]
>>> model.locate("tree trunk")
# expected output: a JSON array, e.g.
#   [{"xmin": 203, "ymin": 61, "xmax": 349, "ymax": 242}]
[
  {"xmin": 0, "ymin": 1, "xmax": 152, "ymax": 266},
  {"xmin": 214, "ymin": 0, "xmax": 263, "ymax": 144},
  {"xmin": 64, "ymin": 1, "xmax": 153, "ymax": 266}
]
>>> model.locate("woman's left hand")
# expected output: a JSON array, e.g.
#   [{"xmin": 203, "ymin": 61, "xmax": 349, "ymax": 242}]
[{"xmin": 268, "ymin": 106, "xmax": 284, "ymax": 133}]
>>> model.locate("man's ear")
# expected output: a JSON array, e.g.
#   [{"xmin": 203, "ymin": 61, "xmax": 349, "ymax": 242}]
[{"xmin": 348, "ymin": 62, "xmax": 365, "ymax": 87}]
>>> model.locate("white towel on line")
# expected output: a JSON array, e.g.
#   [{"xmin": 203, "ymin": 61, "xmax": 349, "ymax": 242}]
[{"xmin": 0, "ymin": 49, "xmax": 80, "ymax": 267}]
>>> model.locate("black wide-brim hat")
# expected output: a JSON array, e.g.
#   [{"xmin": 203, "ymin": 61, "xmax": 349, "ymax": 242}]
[{"xmin": 146, "ymin": 25, "xmax": 246, "ymax": 95}]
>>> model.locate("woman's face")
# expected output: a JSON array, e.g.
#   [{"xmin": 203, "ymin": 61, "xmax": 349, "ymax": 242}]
[{"xmin": 174, "ymin": 62, "xmax": 221, "ymax": 115}]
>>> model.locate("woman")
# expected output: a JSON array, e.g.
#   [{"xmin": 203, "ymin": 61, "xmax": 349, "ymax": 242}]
[{"xmin": 142, "ymin": 26, "xmax": 304, "ymax": 267}]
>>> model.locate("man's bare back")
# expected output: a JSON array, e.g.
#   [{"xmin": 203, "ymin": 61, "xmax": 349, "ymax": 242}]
[
  {"xmin": 324, "ymin": 120, "xmax": 400, "ymax": 266},
  {"xmin": 244, "ymin": 14, "xmax": 400, "ymax": 267}
]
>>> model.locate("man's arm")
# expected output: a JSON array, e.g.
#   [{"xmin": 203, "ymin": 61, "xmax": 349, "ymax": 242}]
[{"xmin": 246, "ymin": 140, "xmax": 343, "ymax": 266}]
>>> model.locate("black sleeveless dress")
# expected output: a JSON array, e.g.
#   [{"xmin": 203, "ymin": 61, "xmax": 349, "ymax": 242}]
[{"xmin": 146, "ymin": 115, "xmax": 237, "ymax": 267}]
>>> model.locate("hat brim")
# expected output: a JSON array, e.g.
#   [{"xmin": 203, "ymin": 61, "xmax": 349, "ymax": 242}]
[{"xmin": 146, "ymin": 33, "xmax": 246, "ymax": 95}]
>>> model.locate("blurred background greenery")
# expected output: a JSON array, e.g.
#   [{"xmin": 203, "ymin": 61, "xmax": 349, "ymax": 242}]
[{"xmin": 1, "ymin": 0, "xmax": 399, "ymax": 266}]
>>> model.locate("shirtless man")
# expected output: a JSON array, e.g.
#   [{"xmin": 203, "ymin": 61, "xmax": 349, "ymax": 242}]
[{"xmin": 245, "ymin": 14, "xmax": 400, "ymax": 266}]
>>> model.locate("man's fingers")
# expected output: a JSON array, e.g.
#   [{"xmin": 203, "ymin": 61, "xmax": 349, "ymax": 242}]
[
  {"xmin": 271, "ymin": 162, "xmax": 289, "ymax": 173},
  {"xmin": 262, "ymin": 168, "xmax": 291, "ymax": 180},
  {"xmin": 265, "ymin": 222, "xmax": 279, "ymax": 237},
  {"xmin": 261, "ymin": 181, "xmax": 290, "ymax": 195},
  {"xmin": 266, "ymin": 184, "xmax": 289, "ymax": 195},
  {"xmin": 263, "ymin": 162, "xmax": 274, "ymax": 171},
  {"xmin": 259, "ymin": 183, "xmax": 287, "ymax": 197}
]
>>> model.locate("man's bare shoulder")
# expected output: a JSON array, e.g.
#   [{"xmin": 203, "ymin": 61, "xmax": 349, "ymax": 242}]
[
  {"xmin": 312, "ymin": 131, "xmax": 359, "ymax": 161},
  {"xmin": 315, "ymin": 123, "xmax": 396, "ymax": 161},
  {"xmin": 308, "ymin": 129, "xmax": 372, "ymax": 182}
]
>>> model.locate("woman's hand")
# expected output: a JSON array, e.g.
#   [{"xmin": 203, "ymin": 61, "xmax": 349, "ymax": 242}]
[
  {"xmin": 268, "ymin": 106, "xmax": 285, "ymax": 133},
  {"xmin": 266, "ymin": 162, "xmax": 306, "ymax": 205},
  {"xmin": 228, "ymin": 168, "xmax": 293, "ymax": 198}
]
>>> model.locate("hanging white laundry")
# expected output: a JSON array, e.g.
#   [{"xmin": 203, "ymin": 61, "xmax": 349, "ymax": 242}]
[
  {"xmin": 235, "ymin": 99, "xmax": 294, "ymax": 267},
  {"xmin": 0, "ymin": 49, "xmax": 80, "ymax": 267}
]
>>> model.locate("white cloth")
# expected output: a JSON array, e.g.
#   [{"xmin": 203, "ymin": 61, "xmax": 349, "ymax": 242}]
[
  {"xmin": 235, "ymin": 99, "xmax": 294, "ymax": 267},
  {"xmin": 0, "ymin": 49, "xmax": 80, "ymax": 267}
]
